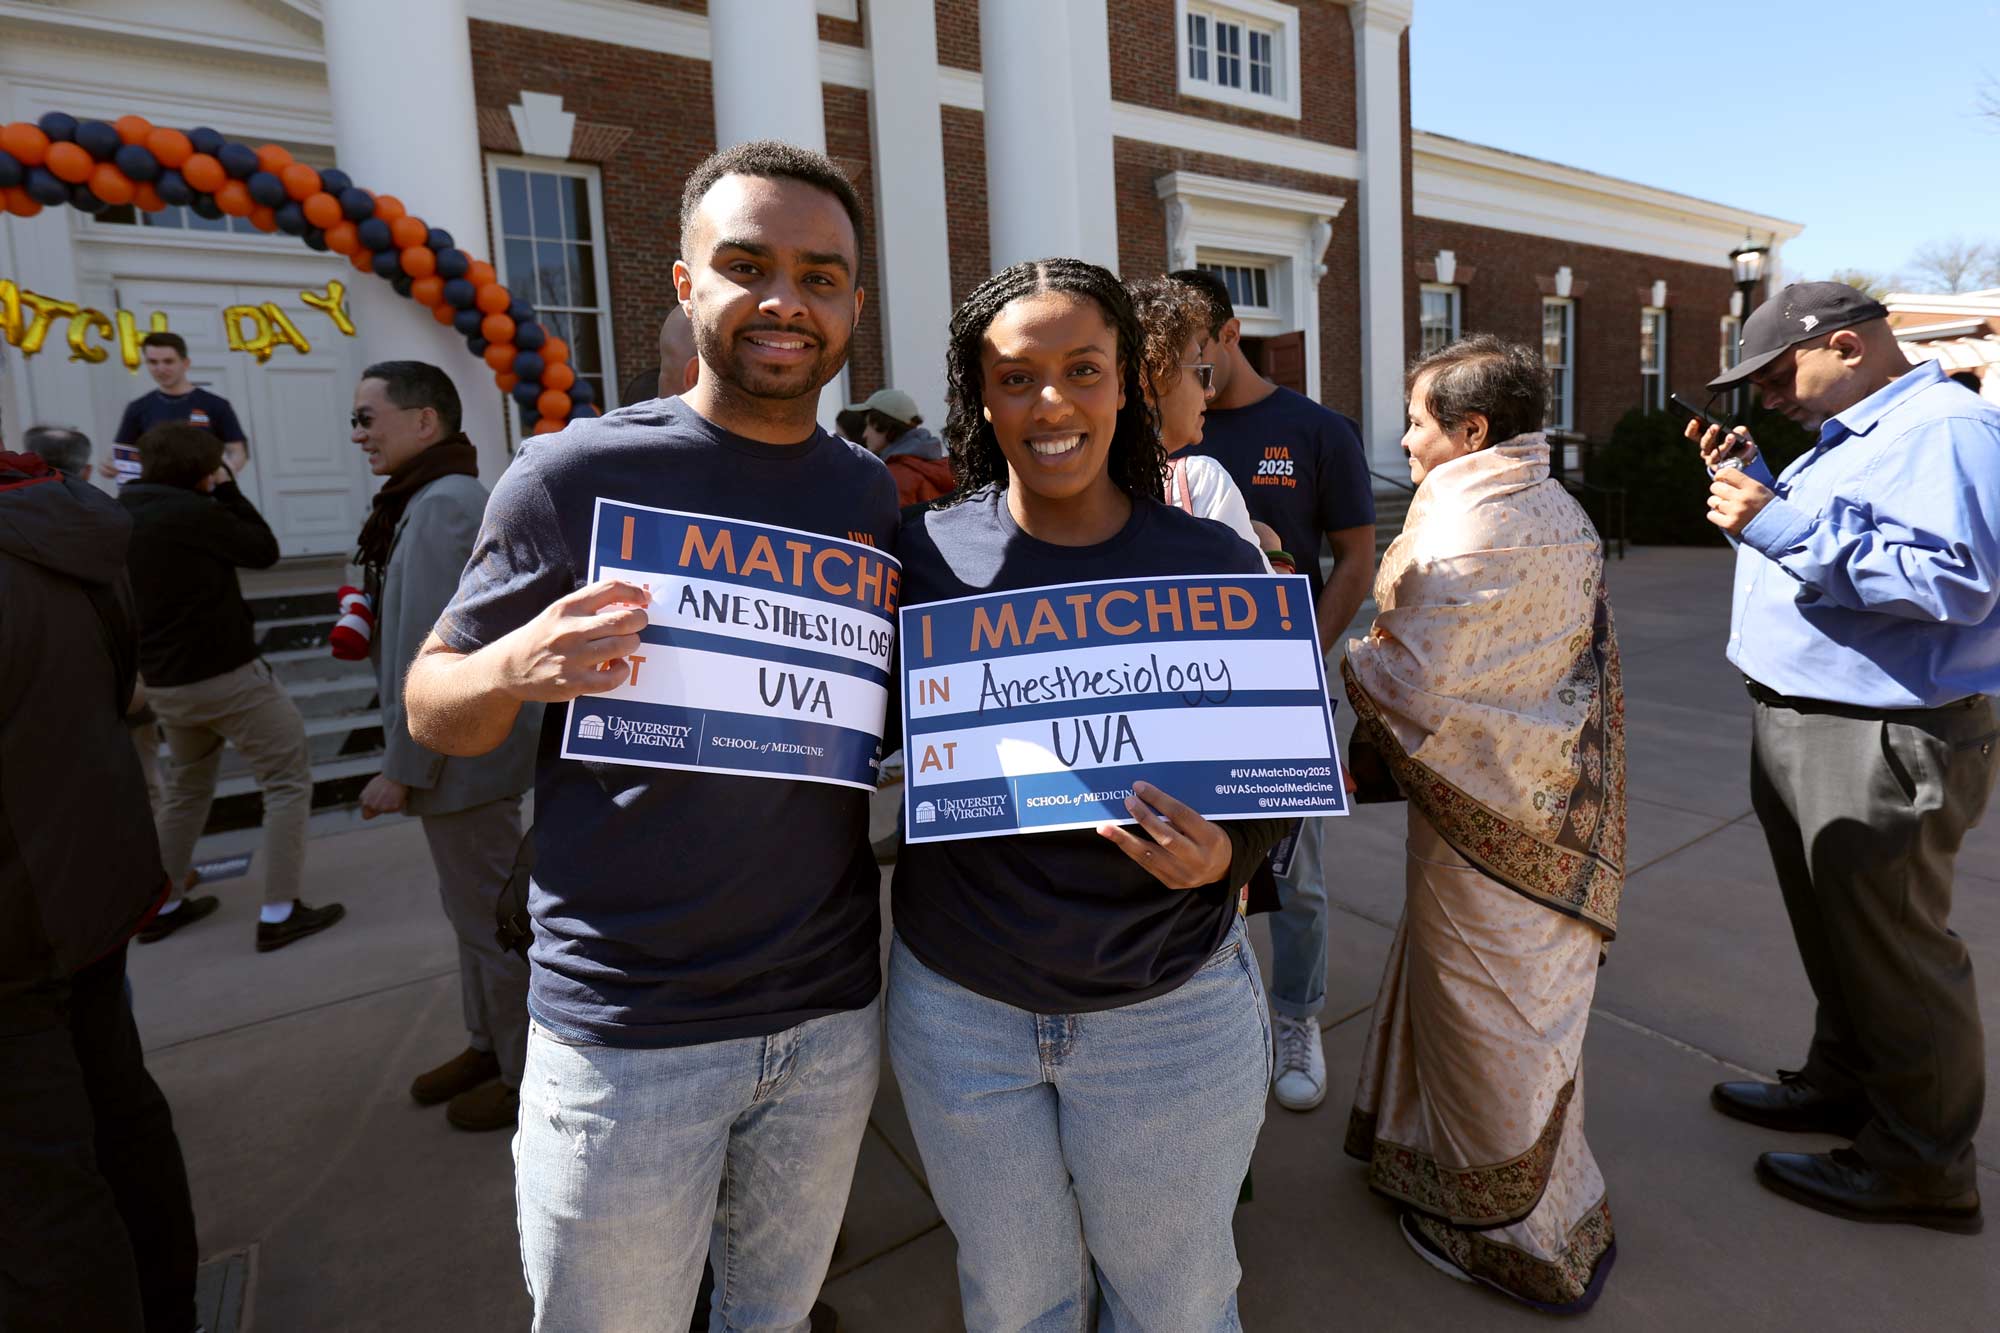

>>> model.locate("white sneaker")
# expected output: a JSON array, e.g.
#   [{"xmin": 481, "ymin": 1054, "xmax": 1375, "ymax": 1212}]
[{"xmin": 1271, "ymin": 1013, "xmax": 1327, "ymax": 1111}]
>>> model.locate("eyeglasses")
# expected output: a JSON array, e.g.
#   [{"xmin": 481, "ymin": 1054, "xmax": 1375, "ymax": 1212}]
[{"xmin": 1181, "ymin": 362, "xmax": 1215, "ymax": 392}]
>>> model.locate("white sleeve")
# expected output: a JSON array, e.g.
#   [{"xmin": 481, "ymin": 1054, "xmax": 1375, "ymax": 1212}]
[{"xmin": 1185, "ymin": 456, "xmax": 1274, "ymax": 573}]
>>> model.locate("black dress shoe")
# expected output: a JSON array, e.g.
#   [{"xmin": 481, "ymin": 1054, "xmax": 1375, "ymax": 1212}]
[
  {"xmin": 1711, "ymin": 1070, "xmax": 1869, "ymax": 1137},
  {"xmin": 136, "ymin": 895, "xmax": 219, "ymax": 944},
  {"xmin": 255, "ymin": 900, "xmax": 346, "ymax": 953},
  {"xmin": 1756, "ymin": 1149, "xmax": 1982, "ymax": 1234}
]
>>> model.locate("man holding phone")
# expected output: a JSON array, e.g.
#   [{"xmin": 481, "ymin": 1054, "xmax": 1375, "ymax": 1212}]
[{"xmin": 1688, "ymin": 281, "xmax": 2000, "ymax": 1234}]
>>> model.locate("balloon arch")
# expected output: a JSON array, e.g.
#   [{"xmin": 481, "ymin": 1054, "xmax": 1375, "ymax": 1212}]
[{"xmin": 0, "ymin": 111, "xmax": 597, "ymax": 435}]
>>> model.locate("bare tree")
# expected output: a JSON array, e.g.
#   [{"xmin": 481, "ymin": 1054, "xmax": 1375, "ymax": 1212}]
[
  {"xmin": 1907, "ymin": 237, "xmax": 1998, "ymax": 294},
  {"xmin": 1825, "ymin": 268, "xmax": 1898, "ymax": 301}
]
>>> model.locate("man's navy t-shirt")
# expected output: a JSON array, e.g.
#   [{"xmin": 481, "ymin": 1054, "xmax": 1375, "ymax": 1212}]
[
  {"xmin": 115, "ymin": 388, "xmax": 246, "ymax": 445},
  {"xmin": 1184, "ymin": 385, "xmax": 1374, "ymax": 603},
  {"xmin": 890, "ymin": 487, "xmax": 1276, "ymax": 1013},
  {"xmin": 434, "ymin": 398, "xmax": 900, "ymax": 1048}
]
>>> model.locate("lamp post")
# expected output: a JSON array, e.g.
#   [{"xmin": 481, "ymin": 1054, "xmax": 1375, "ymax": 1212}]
[{"xmin": 1729, "ymin": 240, "xmax": 1770, "ymax": 419}]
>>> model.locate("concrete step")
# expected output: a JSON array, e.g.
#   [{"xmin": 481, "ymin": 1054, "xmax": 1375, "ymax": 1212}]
[
  {"xmin": 206, "ymin": 710, "xmax": 383, "ymax": 782},
  {"xmin": 203, "ymin": 752, "xmax": 382, "ymax": 836},
  {"xmin": 263, "ymin": 645, "xmax": 375, "ymax": 687},
  {"xmin": 285, "ymin": 674, "xmax": 380, "ymax": 721}
]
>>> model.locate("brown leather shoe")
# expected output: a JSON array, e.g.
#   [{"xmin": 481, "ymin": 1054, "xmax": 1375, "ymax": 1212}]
[
  {"xmin": 445, "ymin": 1079, "xmax": 520, "ymax": 1133},
  {"xmin": 1756, "ymin": 1149, "xmax": 1982, "ymax": 1234},
  {"xmin": 1711, "ymin": 1069, "xmax": 1869, "ymax": 1137},
  {"xmin": 411, "ymin": 1047, "xmax": 502, "ymax": 1106}
]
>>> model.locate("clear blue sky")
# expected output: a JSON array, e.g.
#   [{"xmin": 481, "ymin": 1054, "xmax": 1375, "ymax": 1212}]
[{"xmin": 1407, "ymin": 0, "xmax": 2000, "ymax": 285}]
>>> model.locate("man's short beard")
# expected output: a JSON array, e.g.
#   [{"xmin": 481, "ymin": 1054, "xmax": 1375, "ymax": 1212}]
[{"xmin": 693, "ymin": 321, "xmax": 847, "ymax": 402}]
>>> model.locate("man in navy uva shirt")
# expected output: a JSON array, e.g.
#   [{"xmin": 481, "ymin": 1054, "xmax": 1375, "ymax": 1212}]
[{"xmin": 1692, "ymin": 282, "xmax": 1999, "ymax": 1234}]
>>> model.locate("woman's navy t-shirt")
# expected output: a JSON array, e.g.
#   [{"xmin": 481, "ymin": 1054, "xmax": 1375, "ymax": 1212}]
[
  {"xmin": 435, "ymin": 398, "xmax": 899, "ymax": 1048},
  {"xmin": 890, "ymin": 487, "xmax": 1278, "ymax": 1014}
]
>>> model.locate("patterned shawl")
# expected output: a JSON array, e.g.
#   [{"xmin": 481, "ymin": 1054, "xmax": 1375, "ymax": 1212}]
[{"xmin": 1342, "ymin": 435, "xmax": 1625, "ymax": 935}]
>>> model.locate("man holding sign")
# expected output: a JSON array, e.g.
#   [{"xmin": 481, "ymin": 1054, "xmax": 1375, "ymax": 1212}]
[{"xmin": 404, "ymin": 142, "xmax": 894, "ymax": 1331}]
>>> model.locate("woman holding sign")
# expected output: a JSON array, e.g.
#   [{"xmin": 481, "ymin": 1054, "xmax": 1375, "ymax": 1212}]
[
  {"xmin": 886, "ymin": 258, "xmax": 1293, "ymax": 1330},
  {"xmin": 1342, "ymin": 334, "xmax": 1625, "ymax": 1311}
]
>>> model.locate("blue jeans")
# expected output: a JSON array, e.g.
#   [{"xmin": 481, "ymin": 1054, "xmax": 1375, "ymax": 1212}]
[
  {"xmin": 513, "ymin": 1001, "xmax": 880, "ymax": 1333},
  {"xmin": 1267, "ymin": 817, "xmax": 1329, "ymax": 1020},
  {"xmin": 887, "ymin": 920, "xmax": 1271, "ymax": 1332}
]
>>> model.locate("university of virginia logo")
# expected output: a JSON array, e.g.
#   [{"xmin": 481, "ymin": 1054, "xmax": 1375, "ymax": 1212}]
[
  {"xmin": 914, "ymin": 800, "xmax": 937, "ymax": 824},
  {"xmin": 577, "ymin": 714, "xmax": 606, "ymax": 740}
]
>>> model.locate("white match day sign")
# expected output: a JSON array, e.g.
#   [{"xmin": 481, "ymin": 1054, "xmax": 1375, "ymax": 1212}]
[
  {"xmin": 560, "ymin": 498, "xmax": 900, "ymax": 790},
  {"xmin": 900, "ymin": 573, "xmax": 1346, "ymax": 842}
]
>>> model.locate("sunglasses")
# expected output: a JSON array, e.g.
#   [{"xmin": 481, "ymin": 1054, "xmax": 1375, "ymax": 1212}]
[{"xmin": 1181, "ymin": 361, "xmax": 1215, "ymax": 392}]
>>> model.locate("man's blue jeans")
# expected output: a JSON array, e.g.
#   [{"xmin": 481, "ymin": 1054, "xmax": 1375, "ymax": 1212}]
[
  {"xmin": 886, "ymin": 919, "xmax": 1271, "ymax": 1332},
  {"xmin": 513, "ymin": 1001, "xmax": 880, "ymax": 1333},
  {"xmin": 1267, "ymin": 817, "xmax": 1329, "ymax": 1021}
]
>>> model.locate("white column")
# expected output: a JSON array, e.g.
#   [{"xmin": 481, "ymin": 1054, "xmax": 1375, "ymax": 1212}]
[
  {"xmin": 863, "ymin": 0, "xmax": 952, "ymax": 426},
  {"xmin": 1351, "ymin": 0, "xmax": 1413, "ymax": 477},
  {"xmin": 1067, "ymin": 0, "xmax": 1120, "ymax": 272},
  {"xmin": 321, "ymin": 0, "xmax": 505, "ymax": 481},
  {"xmin": 980, "ymin": 0, "xmax": 1083, "ymax": 269}
]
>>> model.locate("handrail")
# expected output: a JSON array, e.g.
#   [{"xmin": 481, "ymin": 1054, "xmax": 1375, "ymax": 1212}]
[
  {"xmin": 1559, "ymin": 476, "xmax": 1627, "ymax": 561},
  {"xmin": 1367, "ymin": 468, "xmax": 1417, "ymax": 494}
]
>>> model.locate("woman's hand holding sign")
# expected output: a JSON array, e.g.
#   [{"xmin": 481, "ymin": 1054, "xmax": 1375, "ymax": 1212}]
[
  {"xmin": 495, "ymin": 578, "xmax": 652, "ymax": 701},
  {"xmin": 1099, "ymin": 780, "xmax": 1233, "ymax": 889}
]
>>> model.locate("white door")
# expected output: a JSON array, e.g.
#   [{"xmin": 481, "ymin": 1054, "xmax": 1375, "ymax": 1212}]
[{"xmin": 113, "ymin": 277, "xmax": 375, "ymax": 558}]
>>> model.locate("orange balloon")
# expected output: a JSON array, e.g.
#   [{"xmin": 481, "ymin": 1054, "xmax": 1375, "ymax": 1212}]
[
  {"xmin": 214, "ymin": 180, "xmax": 254, "ymax": 217},
  {"xmin": 280, "ymin": 162, "xmax": 321, "ymax": 201},
  {"xmin": 145, "ymin": 127, "xmax": 192, "ymax": 168},
  {"xmin": 542, "ymin": 362, "xmax": 576, "ymax": 392},
  {"xmin": 349, "ymin": 247, "xmax": 375, "ymax": 274},
  {"xmin": 88, "ymin": 163, "xmax": 135, "ymax": 206},
  {"xmin": 541, "ymin": 336, "xmax": 570, "ymax": 365},
  {"xmin": 537, "ymin": 390, "xmax": 573, "ymax": 420},
  {"xmin": 133, "ymin": 182, "xmax": 167, "ymax": 213},
  {"xmin": 389, "ymin": 215, "xmax": 428, "ymax": 250},
  {"xmin": 481, "ymin": 313, "xmax": 516, "ymax": 344},
  {"xmin": 45, "ymin": 141, "xmax": 94, "ymax": 185},
  {"xmin": 411, "ymin": 275, "xmax": 445, "ymax": 306},
  {"xmin": 431, "ymin": 301, "xmax": 457, "ymax": 326},
  {"xmin": 400, "ymin": 246, "xmax": 437, "ymax": 279},
  {"xmin": 249, "ymin": 205, "xmax": 279, "ymax": 232},
  {"xmin": 302, "ymin": 191, "xmax": 342, "ymax": 229},
  {"xmin": 475, "ymin": 283, "xmax": 511, "ymax": 315},
  {"xmin": 531, "ymin": 418, "xmax": 565, "ymax": 436},
  {"xmin": 324, "ymin": 220, "xmax": 360, "ymax": 254},
  {"xmin": 483, "ymin": 343, "xmax": 517, "ymax": 372},
  {"xmin": 181, "ymin": 153, "xmax": 225, "ymax": 193},
  {"xmin": 3, "ymin": 187, "xmax": 43, "ymax": 218},
  {"xmin": 372, "ymin": 194, "xmax": 406, "ymax": 225},
  {"xmin": 496, "ymin": 372, "xmax": 519, "ymax": 392},
  {"xmin": 0, "ymin": 122, "xmax": 50, "ymax": 167},
  {"xmin": 464, "ymin": 260, "xmax": 495, "ymax": 289},
  {"xmin": 114, "ymin": 115, "xmax": 154, "ymax": 146},
  {"xmin": 255, "ymin": 144, "xmax": 292, "ymax": 173}
]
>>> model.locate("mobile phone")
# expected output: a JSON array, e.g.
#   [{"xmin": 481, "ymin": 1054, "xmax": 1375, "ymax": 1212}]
[{"xmin": 1668, "ymin": 392, "xmax": 1723, "ymax": 429}]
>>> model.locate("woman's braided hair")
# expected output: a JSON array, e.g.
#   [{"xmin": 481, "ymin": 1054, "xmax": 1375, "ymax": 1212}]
[{"xmin": 941, "ymin": 257, "xmax": 1167, "ymax": 505}]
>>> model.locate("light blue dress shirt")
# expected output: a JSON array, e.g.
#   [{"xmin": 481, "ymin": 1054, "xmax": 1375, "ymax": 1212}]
[{"xmin": 1727, "ymin": 359, "xmax": 2000, "ymax": 708}]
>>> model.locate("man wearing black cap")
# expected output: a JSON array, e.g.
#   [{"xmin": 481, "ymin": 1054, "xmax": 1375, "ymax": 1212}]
[{"xmin": 1688, "ymin": 281, "xmax": 2000, "ymax": 1233}]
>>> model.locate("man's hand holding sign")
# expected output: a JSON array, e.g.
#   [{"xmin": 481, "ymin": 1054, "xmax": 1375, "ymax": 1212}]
[
  {"xmin": 1100, "ymin": 779, "xmax": 1234, "ymax": 889},
  {"xmin": 491, "ymin": 577, "xmax": 653, "ymax": 700}
]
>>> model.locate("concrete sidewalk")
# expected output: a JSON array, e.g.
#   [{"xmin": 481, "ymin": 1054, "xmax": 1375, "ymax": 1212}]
[{"xmin": 128, "ymin": 546, "xmax": 2000, "ymax": 1330}]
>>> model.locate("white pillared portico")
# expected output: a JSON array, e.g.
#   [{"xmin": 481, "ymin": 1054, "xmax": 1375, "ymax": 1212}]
[{"xmin": 1350, "ymin": 0, "xmax": 1413, "ymax": 477}]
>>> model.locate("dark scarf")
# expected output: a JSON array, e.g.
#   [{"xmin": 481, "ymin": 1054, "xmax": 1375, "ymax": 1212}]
[{"xmin": 355, "ymin": 433, "xmax": 479, "ymax": 603}]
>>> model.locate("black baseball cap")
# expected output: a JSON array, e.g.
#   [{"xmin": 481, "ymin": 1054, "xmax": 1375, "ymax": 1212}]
[{"xmin": 1708, "ymin": 282, "xmax": 1889, "ymax": 391}]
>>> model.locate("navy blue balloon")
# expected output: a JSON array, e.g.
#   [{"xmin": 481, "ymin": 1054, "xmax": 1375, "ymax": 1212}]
[
  {"xmin": 567, "ymin": 403, "xmax": 597, "ymax": 422},
  {"xmin": 0, "ymin": 150, "xmax": 20, "ymax": 190},
  {"xmin": 569, "ymin": 378, "xmax": 596, "ymax": 407},
  {"xmin": 435, "ymin": 249, "xmax": 470, "ymax": 280},
  {"xmin": 68, "ymin": 183, "xmax": 107, "ymax": 213},
  {"xmin": 338, "ymin": 187, "xmax": 375, "ymax": 221},
  {"xmin": 37, "ymin": 112, "xmax": 77, "ymax": 142},
  {"xmin": 247, "ymin": 171, "xmax": 285, "ymax": 207},
  {"xmin": 189, "ymin": 194, "xmax": 223, "ymax": 220},
  {"xmin": 513, "ymin": 321, "xmax": 547, "ymax": 351},
  {"xmin": 25, "ymin": 166, "xmax": 69, "ymax": 206},
  {"xmin": 512, "ymin": 351, "xmax": 546, "ymax": 382},
  {"xmin": 390, "ymin": 274, "xmax": 414, "ymax": 299},
  {"xmin": 217, "ymin": 142, "xmax": 259, "ymax": 180},
  {"xmin": 318, "ymin": 167, "xmax": 351, "ymax": 195},
  {"xmin": 155, "ymin": 169, "xmax": 192, "ymax": 205},
  {"xmin": 274, "ymin": 201, "xmax": 308, "ymax": 235},
  {"xmin": 75, "ymin": 121, "xmax": 121, "ymax": 162},
  {"xmin": 370, "ymin": 248, "xmax": 402, "ymax": 279},
  {"xmin": 453, "ymin": 307, "xmax": 484, "ymax": 336},
  {"xmin": 441, "ymin": 277, "xmax": 477, "ymax": 308},
  {"xmin": 303, "ymin": 227, "xmax": 328, "ymax": 252},
  {"xmin": 356, "ymin": 217, "xmax": 393, "ymax": 251},
  {"xmin": 113, "ymin": 143, "xmax": 160, "ymax": 182},
  {"xmin": 425, "ymin": 228, "xmax": 454, "ymax": 252},
  {"xmin": 511, "ymin": 381, "xmax": 543, "ymax": 407},
  {"xmin": 467, "ymin": 335, "xmax": 488, "ymax": 357},
  {"xmin": 507, "ymin": 299, "xmax": 535, "ymax": 326},
  {"xmin": 188, "ymin": 126, "xmax": 225, "ymax": 156}
]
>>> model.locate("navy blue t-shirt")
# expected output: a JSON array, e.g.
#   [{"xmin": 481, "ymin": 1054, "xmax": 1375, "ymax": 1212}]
[
  {"xmin": 115, "ymin": 388, "xmax": 246, "ymax": 446},
  {"xmin": 890, "ymin": 487, "xmax": 1279, "ymax": 1014},
  {"xmin": 1184, "ymin": 386, "xmax": 1374, "ymax": 603},
  {"xmin": 434, "ymin": 397, "xmax": 900, "ymax": 1048}
]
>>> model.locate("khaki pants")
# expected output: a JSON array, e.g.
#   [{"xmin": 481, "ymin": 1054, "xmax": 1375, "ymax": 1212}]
[
  {"xmin": 420, "ymin": 797, "xmax": 530, "ymax": 1086},
  {"xmin": 149, "ymin": 659, "xmax": 311, "ymax": 907}
]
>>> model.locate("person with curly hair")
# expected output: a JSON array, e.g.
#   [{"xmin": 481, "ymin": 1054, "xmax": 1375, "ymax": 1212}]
[{"xmin": 885, "ymin": 257, "xmax": 1290, "ymax": 1330}]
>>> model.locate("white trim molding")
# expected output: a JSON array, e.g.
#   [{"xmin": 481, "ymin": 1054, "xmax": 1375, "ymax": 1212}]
[
  {"xmin": 507, "ymin": 91, "xmax": 576, "ymax": 159},
  {"xmin": 1349, "ymin": 0, "xmax": 1412, "ymax": 474}
]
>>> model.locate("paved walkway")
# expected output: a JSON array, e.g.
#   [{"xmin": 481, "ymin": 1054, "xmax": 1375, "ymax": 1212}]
[{"xmin": 128, "ymin": 547, "xmax": 2000, "ymax": 1330}]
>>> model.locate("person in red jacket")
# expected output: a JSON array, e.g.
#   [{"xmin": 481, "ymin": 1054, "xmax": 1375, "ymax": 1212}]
[{"xmin": 839, "ymin": 388, "xmax": 954, "ymax": 506}]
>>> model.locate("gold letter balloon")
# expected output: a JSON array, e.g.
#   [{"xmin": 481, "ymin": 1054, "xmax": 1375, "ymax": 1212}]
[{"xmin": 0, "ymin": 277, "xmax": 356, "ymax": 369}]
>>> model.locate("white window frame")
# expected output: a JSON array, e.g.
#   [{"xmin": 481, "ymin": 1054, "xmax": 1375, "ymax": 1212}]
[
  {"xmin": 1541, "ymin": 297, "xmax": 1575, "ymax": 432},
  {"xmin": 1200, "ymin": 258, "xmax": 1278, "ymax": 317},
  {"xmin": 1640, "ymin": 306, "xmax": 1667, "ymax": 412},
  {"xmin": 484, "ymin": 154, "xmax": 619, "ymax": 451},
  {"xmin": 1419, "ymin": 283, "xmax": 1461, "ymax": 356},
  {"xmin": 1176, "ymin": 0, "xmax": 1302, "ymax": 120},
  {"xmin": 1719, "ymin": 314, "xmax": 1742, "ymax": 374}
]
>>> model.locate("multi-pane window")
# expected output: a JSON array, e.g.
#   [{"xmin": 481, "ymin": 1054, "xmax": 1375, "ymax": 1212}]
[
  {"xmin": 94, "ymin": 204, "xmax": 265, "ymax": 236},
  {"xmin": 1186, "ymin": 13, "xmax": 1209, "ymax": 81},
  {"xmin": 1214, "ymin": 20, "xmax": 1242, "ymax": 88},
  {"xmin": 1719, "ymin": 315, "xmax": 1743, "ymax": 373},
  {"xmin": 1541, "ymin": 298, "xmax": 1575, "ymax": 431},
  {"xmin": 1200, "ymin": 261, "xmax": 1272, "ymax": 313},
  {"xmin": 1640, "ymin": 307, "xmax": 1667, "ymax": 411},
  {"xmin": 1420, "ymin": 285, "xmax": 1461, "ymax": 356},
  {"xmin": 1248, "ymin": 30, "xmax": 1274, "ymax": 95},
  {"xmin": 488, "ymin": 159, "xmax": 617, "ymax": 430},
  {"xmin": 1181, "ymin": 3, "xmax": 1291, "ymax": 111}
]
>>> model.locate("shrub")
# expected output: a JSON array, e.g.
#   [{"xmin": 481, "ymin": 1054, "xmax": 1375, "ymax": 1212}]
[{"xmin": 1585, "ymin": 405, "xmax": 1814, "ymax": 545}]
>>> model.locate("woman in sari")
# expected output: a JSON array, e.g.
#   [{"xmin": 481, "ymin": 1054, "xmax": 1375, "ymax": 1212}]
[{"xmin": 1342, "ymin": 334, "xmax": 1625, "ymax": 1313}]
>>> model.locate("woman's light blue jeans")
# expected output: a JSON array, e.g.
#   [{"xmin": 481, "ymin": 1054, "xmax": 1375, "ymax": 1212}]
[
  {"xmin": 513, "ymin": 1001, "xmax": 880, "ymax": 1333},
  {"xmin": 887, "ymin": 919, "xmax": 1271, "ymax": 1332}
]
